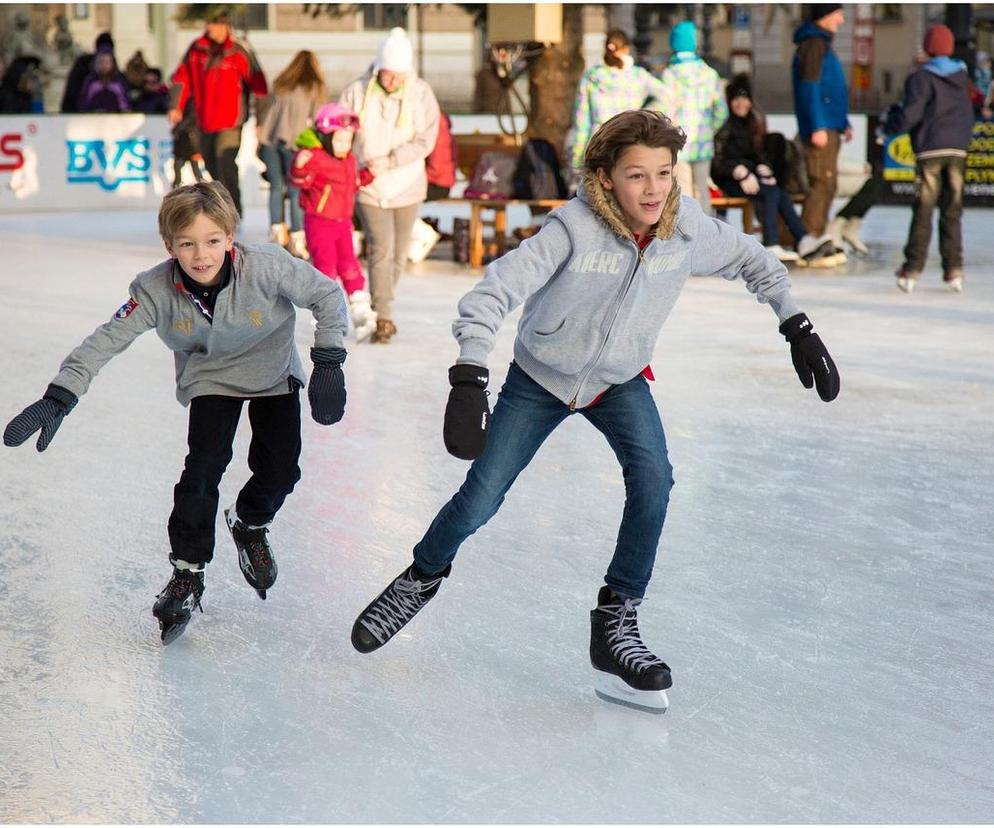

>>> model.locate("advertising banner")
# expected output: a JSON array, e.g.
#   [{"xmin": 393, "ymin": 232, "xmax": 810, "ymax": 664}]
[
  {"xmin": 878, "ymin": 118, "xmax": 994, "ymax": 207},
  {"xmin": 0, "ymin": 114, "xmax": 268, "ymax": 214}
]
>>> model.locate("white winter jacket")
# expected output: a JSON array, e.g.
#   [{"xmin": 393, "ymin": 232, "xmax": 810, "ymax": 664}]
[{"xmin": 339, "ymin": 71, "xmax": 441, "ymax": 209}]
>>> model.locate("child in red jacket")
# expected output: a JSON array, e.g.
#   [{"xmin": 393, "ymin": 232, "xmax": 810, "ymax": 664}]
[{"xmin": 291, "ymin": 103, "xmax": 377, "ymax": 340}]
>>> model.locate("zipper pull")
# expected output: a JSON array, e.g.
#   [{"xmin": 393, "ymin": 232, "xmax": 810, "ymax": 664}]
[{"xmin": 569, "ymin": 396, "xmax": 577, "ymax": 412}]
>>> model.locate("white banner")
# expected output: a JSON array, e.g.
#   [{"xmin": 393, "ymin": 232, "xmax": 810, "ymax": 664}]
[{"xmin": 0, "ymin": 114, "xmax": 272, "ymax": 214}]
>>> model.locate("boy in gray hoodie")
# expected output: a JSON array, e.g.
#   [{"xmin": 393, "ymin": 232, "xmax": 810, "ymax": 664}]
[
  {"xmin": 349, "ymin": 110, "xmax": 840, "ymax": 713},
  {"xmin": 3, "ymin": 182, "xmax": 350, "ymax": 644}
]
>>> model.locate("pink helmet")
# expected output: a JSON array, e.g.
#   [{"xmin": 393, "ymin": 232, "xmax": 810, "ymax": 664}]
[{"xmin": 314, "ymin": 103, "xmax": 360, "ymax": 134}]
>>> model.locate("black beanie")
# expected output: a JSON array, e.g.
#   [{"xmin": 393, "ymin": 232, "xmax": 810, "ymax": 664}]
[
  {"xmin": 95, "ymin": 31, "xmax": 114, "ymax": 51},
  {"xmin": 726, "ymin": 73, "xmax": 752, "ymax": 104},
  {"xmin": 808, "ymin": 4, "xmax": 842, "ymax": 22}
]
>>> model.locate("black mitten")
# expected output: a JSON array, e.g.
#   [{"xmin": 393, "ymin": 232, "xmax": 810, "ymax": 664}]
[
  {"xmin": 443, "ymin": 364, "xmax": 490, "ymax": 460},
  {"xmin": 779, "ymin": 313, "xmax": 840, "ymax": 402},
  {"xmin": 308, "ymin": 347, "xmax": 347, "ymax": 425},
  {"xmin": 4, "ymin": 384, "xmax": 79, "ymax": 452}
]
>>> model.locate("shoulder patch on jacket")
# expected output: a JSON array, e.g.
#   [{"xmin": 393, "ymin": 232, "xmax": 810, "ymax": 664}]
[{"xmin": 115, "ymin": 297, "xmax": 138, "ymax": 319}]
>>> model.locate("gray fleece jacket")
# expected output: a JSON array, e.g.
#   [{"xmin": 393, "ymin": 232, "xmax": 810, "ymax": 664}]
[
  {"xmin": 453, "ymin": 175, "xmax": 802, "ymax": 408},
  {"xmin": 52, "ymin": 242, "xmax": 348, "ymax": 405}
]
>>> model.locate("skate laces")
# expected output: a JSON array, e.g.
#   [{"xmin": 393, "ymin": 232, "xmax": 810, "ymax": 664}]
[
  {"xmin": 236, "ymin": 525, "xmax": 273, "ymax": 572},
  {"xmin": 604, "ymin": 599, "xmax": 666, "ymax": 674},
  {"xmin": 161, "ymin": 570, "xmax": 203, "ymax": 606},
  {"xmin": 361, "ymin": 570, "xmax": 443, "ymax": 643}
]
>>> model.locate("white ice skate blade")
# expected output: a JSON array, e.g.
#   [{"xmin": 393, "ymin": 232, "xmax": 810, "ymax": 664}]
[{"xmin": 593, "ymin": 669, "xmax": 669, "ymax": 714}]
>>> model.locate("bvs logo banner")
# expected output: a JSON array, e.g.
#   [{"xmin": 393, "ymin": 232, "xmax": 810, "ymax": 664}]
[{"xmin": 66, "ymin": 138, "xmax": 151, "ymax": 190}]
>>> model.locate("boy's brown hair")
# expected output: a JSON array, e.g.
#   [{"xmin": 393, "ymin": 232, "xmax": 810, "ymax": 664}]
[
  {"xmin": 158, "ymin": 181, "xmax": 240, "ymax": 241},
  {"xmin": 583, "ymin": 109, "xmax": 687, "ymax": 175}
]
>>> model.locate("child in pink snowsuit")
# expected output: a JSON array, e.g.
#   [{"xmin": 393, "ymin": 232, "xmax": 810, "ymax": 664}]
[{"xmin": 291, "ymin": 103, "xmax": 377, "ymax": 340}]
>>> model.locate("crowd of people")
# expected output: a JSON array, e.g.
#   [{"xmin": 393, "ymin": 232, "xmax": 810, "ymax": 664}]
[{"xmin": 2, "ymin": 5, "xmax": 985, "ymax": 309}]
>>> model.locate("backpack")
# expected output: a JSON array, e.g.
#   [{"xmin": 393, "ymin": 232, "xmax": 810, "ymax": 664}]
[
  {"xmin": 763, "ymin": 132, "xmax": 809, "ymax": 196},
  {"xmin": 512, "ymin": 138, "xmax": 568, "ymax": 200},
  {"xmin": 463, "ymin": 151, "xmax": 517, "ymax": 200}
]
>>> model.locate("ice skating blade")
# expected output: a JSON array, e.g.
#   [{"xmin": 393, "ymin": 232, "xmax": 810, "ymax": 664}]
[
  {"xmin": 160, "ymin": 621, "xmax": 189, "ymax": 646},
  {"xmin": 593, "ymin": 670, "xmax": 669, "ymax": 714}
]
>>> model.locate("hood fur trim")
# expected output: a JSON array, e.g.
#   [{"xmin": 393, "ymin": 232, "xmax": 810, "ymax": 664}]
[{"xmin": 578, "ymin": 170, "xmax": 683, "ymax": 242}]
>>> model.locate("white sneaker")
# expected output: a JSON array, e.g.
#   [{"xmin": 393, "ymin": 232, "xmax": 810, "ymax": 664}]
[
  {"xmin": 349, "ymin": 290, "xmax": 378, "ymax": 342},
  {"xmin": 287, "ymin": 230, "xmax": 310, "ymax": 260},
  {"xmin": 797, "ymin": 233, "xmax": 835, "ymax": 260},
  {"xmin": 825, "ymin": 217, "xmax": 846, "ymax": 252},
  {"xmin": 765, "ymin": 244, "xmax": 799, "ymax": 262},
  {"xmin": 842, "ymin": 217, "xmax": 869, "ymax": 255},
  {"xmin": 269, "ymin": 223, "xmax": 289, "ymax": 247},
  {"xmin": 896, "ymin": 271, "xmax": 918, "ymax": 293}
]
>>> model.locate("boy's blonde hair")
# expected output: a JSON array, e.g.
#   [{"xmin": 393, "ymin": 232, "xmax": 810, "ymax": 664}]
[
  {"xmin": 158, "ymin": 181, "xmax": 240, "ymax": 241},
  {"xmin": 584, "ymin": 110, "xmax": 687, "ymax": 176}
]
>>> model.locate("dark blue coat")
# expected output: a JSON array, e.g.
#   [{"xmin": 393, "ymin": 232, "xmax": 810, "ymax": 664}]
[
  {"xmin": 791, "ymin": 21, "xmax": 850, "ymax": 140},
  {"xmin": 884, "ymin": 58, "xmax": 974, "ymax": 158}
]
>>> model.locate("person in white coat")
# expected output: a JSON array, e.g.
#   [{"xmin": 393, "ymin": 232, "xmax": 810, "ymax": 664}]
[{"xmin": 339, "ymin": 28, "xmax": 440, "ymax": 343}]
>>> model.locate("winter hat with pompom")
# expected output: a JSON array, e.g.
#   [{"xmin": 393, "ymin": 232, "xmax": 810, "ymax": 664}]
[{"xmin": 374, "ymin": 27, "xmax": 414, "ymax": 73}]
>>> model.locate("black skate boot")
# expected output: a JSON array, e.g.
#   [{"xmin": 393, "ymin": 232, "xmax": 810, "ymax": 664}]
[
  {"xmin": 351, "ymin": 562, "xmax": 451, "ymax": 653},
  {"xmin": 153, "ymin": 567, "xmax": 205, "ymax": 645},
  {"xmin": 590, "ymin": 585, "xmax": 671, "ymax": 714},
  {"xmin": 225, "ymin": 508, "xmax": 277, "ymax": 600}
]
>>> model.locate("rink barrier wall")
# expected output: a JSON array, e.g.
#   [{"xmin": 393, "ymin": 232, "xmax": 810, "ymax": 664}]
[{"xmin": 0, "ymin": 112, "xmax": 873, "ymax": 215}]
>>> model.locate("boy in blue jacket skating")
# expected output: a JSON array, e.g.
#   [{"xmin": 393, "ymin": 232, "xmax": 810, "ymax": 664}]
[{"xmin": 350, "ymin": 110, "xmax": 841, "ymax": 713}]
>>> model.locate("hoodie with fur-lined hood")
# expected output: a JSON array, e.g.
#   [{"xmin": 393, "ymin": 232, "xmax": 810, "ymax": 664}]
[{"xmin": 452, "ymin": 175, "xmax": 801, "ymax": 409}]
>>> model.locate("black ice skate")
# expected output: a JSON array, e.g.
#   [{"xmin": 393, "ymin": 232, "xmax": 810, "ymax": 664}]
[
  {"xmin": 351, "ymin": 563, "xmax": 451, "ymax": 653},
  {"xmin": 225, "ymin": 507, "xmax": 277, "ymax": 600},
  {"xmin": 153, "ymin": 567, "xmax": 205, "ymax": 645},
  {"xmin": 590, "ymin": 585, "xmax": 671, "ymax": 714}
]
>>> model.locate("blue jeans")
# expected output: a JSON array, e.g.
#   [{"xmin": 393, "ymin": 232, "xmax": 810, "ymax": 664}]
[
  {"xmin": 413, "ymin": 362, "xmax": 674, "ymax": 598},
  {"xmin": 258, "ymin": 141, "xmax": 302, "ymax": 231},
  {"xmin": 758, "ymin": 183, "xmax": 807, "ymax": 247}
]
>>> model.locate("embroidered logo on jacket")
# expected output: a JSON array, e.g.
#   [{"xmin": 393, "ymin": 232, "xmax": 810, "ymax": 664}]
[
  {"xmin": 248, "ymin": 311, "xmax": 264, "ymax": 328},
  {"xmin": 115, "ymin": 298, "xmax": 138, "ymax": 319},
  {"xmin": 172, "ymin": 319, "xmax": 193, "ymax": 335},
  {"xmin": 565, "ymin": 249, "xmax": 689, "ymax": 275}
]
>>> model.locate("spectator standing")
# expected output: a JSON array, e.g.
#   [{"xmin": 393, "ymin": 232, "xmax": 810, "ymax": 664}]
[
  {"xmin": 884, "ymin": 24, "xmax": 975, "ymax": 293},
  {"xmin": 60, "ymin": 31, "xmax": 114, "ymax": 113},
  {"xmin": 791, "ymin": 4, "xmax": 851, "ymax": 262},
  {"xmin": 131, "ymin": 67, "xmax": 170, "ymax": 114},
  {"xmin": 77, "ymin": 49, "xmax": 130, "ymax": 113},
  {"xmin": 425, "ymin": 111, "xmax": 457, "ymax": 200},
  {"xmin": 257, "ymin": 50, "xmax": 327, "ymax": 258},
  {"xmin": 567, "ymin": 29, "xmax": 670, "ymax": 177},
  {"xmin": 171, "ymin": 103, "xmax": 205, "ymax": 188},
  {"xmin": 656, "ymin": 21, "xmax": 727, "ymax": 214},
  {"xmin": 711, "ymin": 74, "xmax": 810, "ymax": 263},
  {"xmin": 168, "ymin": 10, "xmax": 268, "ymax": 215},
  {"xmin": 339, "ymin": 27, "xmax": 440, "ymax": 344}
]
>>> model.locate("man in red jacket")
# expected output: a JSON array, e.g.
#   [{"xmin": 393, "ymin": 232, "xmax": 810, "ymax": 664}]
[{"xmin": 168, "ymin": 11, "xmax": 268, "ymax": 214}]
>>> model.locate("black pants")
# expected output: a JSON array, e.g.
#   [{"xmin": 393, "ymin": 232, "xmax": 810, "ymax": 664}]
[
  {"xmin": 836, "ymin": 174, "xmax": 879, "ymax": 220},
  {"xmin": 167, "ymin": 392, "xmax": 302, "ymax": 567},
  {"xmin": 902, "ymin": 155, "xmax": 966, "ymax": 274},
  {"xmin": 200, "ymin": 127, "xmax": 243, "ymax": 214}
]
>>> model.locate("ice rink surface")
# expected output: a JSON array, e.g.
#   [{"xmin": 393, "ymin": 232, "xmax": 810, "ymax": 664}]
[{"xmin": 1, "ymin": 204, "xmax": 992, "ymax": 823}]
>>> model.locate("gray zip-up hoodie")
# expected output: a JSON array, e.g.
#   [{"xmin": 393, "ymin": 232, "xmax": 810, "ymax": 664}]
[
  {"xmin": 453, "ymin": 175, "xmax": 801, "ymax": 408},
  {"xmin": 51, "ymin": 242, "xmax": 348, "ymax": 405}
]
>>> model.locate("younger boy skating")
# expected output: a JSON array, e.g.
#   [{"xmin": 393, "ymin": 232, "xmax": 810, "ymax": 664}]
[
  {"xmin": 291, "ymin": 102, "xmax": 377, "ymax": 340},
  {"xmin": 3, "ymin": 182, "xmax": 349, "ymax": 644},
  {"xmin": 350, "ymin": 110, "xmax": 840, "ymax": 713}
]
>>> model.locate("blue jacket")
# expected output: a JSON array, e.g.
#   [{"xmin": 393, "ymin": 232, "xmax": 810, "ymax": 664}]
[
  {"xmin": 884, "ymin": 57, "xmax": 974, "ymax": 158},
  {"xmin": 792, "ymin": 21, "xmax": 850, "ymax": 139},
  {"xmin": 452, "ymin": 177, "xmax": 800, "ymax": 409}
]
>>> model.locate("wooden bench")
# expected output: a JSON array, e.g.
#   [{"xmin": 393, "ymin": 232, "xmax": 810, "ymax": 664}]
[
  {"xmin": 712, "ymin": 193, "xmax": 807, "ymax": 234},
  {"xmin": 430, "ymin": 197, "xmax": 567, "ymax": 268}
]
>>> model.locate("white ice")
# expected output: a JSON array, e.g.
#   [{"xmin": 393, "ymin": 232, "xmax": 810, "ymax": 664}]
[{"xmin": 1, "ymin": 204, "xmax": 992, "ymax": 823}]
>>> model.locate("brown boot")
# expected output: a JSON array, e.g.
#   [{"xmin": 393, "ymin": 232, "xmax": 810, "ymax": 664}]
[{"xmin": 371, "ymin": 319, "xmax": 397, "ymax": 344}]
